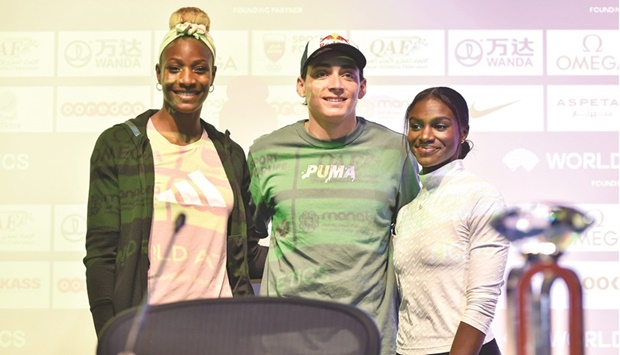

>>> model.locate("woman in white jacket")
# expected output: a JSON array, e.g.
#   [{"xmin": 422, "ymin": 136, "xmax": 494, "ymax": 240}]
[{"xmin": 394, "ymin": 87, "xmax": 510, "ymax": 355}]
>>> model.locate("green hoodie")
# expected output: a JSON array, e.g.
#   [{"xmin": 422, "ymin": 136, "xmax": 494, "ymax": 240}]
[{"xmin": 83, "ymin": 109, "xmax": 267, "ymax": 335}]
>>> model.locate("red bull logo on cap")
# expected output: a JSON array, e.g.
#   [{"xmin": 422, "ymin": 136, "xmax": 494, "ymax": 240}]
[{"xmin": 318, "ymin": 33, "xmax": 350, "ymax": 47}]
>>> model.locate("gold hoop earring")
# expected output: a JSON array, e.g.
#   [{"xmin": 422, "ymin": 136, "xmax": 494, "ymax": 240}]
[
  {"xmin": 156, "ymin": 83, "xmax": 162, "ymax": 91},
  {"xmin": 209, "ymin": 85, "xmax": 215, "ymax": 93}
]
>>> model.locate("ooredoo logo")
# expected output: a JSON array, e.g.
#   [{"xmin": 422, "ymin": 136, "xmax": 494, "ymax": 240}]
[
  {"xmin": 582, "ymin": 276, "xmax": 618, "ymax": 291},
  {"xmin": 57, "ymin": 278, "xmax": 86, "ymax": 293},
  {"xmin": 59, "ymin": 101, "xmax": 145, "ymax": 117}
]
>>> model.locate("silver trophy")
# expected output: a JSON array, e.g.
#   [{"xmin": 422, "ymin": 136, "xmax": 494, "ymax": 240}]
[{"xmin": 491, "ymin": 203, "xmax": 594, "ymax": 355}]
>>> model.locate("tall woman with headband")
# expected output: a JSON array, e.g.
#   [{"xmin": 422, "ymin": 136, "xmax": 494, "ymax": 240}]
[{"xmin": 83, "ymin": 7, "xmax": 267, "ymax": 336}]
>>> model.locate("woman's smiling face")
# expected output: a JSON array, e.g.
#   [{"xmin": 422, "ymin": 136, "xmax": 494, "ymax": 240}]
[
  {"xmin": 407, "ymin": 97, "xmax": 468, "ymax": 174},
  {"xmin": 157, "ymin": 37, "xmax": 216, "ymax": 115}
]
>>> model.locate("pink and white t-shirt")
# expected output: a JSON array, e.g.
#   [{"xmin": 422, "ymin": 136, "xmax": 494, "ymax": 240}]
[{"xmin": 146, "ymin": 119, "xmax": 233, "ymax": 304}]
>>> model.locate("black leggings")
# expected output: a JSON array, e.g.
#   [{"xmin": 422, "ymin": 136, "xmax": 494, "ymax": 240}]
[{"xmin": 427, "ymin": 338, "xmax": 502, "ymax": 355}]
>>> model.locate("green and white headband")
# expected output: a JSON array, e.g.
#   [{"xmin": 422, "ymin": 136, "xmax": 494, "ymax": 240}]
[{"xmin": 158, "ymin": 22, "xmax": 216, "ymax": 61}]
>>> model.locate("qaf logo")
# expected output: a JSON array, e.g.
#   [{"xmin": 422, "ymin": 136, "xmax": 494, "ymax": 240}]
[
  {"xmin": 369, "ymin": 36, "xmax": 428, "ymax": 58},
  {"xmin": 0, "ymin": 211, "xmax": 31, "ymax": 232},
  {"xmin": 0, "ymin": 38, "xmax": 37, "ymax": 57}
]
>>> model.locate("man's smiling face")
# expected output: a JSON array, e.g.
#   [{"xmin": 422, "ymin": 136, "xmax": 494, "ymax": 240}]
[{"xmin": 297, "ymin": 52, "xmax": 367, "ymax": 127}]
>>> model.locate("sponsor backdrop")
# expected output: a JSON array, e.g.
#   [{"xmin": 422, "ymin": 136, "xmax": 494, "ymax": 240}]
[{"xmin": 1, "ymin": 0, "xmax": 618, "ymax": 353}]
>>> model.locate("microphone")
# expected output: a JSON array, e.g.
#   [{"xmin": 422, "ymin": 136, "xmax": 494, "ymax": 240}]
[
  {"xmin": 174, "ymin": 213, "xmax": 186, "ymax": 234},
  {"xmin": 119, "ymin": 213, "xmax": 186, "ymax": 355}
]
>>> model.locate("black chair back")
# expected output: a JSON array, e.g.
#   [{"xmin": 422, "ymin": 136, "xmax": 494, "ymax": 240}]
[{"xmin": 97, "ymin": 296, "xmax": 381, "ymax": 355}]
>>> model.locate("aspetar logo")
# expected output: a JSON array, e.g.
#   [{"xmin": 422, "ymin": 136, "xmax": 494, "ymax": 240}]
[
  {"xmin": 556, "ymin": 96, "xmax": 618, "ymax": 118},
  {"xmin": 557, "ymin": 97, "xmax": 619, "ymax": 107}
]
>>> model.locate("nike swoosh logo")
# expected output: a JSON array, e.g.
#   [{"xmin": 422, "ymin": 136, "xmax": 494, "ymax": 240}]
[{"xmin": 470, "ymin": 100, "xmax": 519, "ymax": 118}]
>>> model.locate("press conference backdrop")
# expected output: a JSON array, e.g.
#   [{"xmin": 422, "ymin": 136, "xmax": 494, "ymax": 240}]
[{"xmin": 0, "ymin": 0, "xmax": 618, "ymax": 353}]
